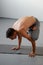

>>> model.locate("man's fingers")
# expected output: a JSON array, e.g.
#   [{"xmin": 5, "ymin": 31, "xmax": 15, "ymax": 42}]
[{"xmin": 11, "ymin": 47, "xmax": 20, "ymax": 50}]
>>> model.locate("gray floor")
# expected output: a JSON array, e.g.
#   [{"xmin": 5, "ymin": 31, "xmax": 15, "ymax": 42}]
[
  {"xmin": 0, "ymin": 18, "xmax": 43, "ymax": 65},
  {"xmin": 0, "ymin": 45, "xmax": 43, "ymax": 56},
  {"xmin": 0, "ymin": 54, "xmax": 43, "ymax": 65}
]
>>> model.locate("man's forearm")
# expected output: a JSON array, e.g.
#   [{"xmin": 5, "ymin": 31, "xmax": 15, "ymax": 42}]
[
  {"xmin": 18, "ymin": 34, "xmax": 22, "ymax": 48},
  {"xmin": 18, "ymin": 39, "xmax": 21, "ymax": 48}
]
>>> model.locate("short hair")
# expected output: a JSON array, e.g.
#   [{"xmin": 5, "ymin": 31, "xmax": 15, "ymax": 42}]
[{"xmin": 6, "ymin": 28, "xmax": 15, "ymax": 38}]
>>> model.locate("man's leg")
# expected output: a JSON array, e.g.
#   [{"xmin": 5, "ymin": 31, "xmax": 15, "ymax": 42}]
[
  {"xmin": 29, "ymin": 18, "xmax": 40, "ymax": 56},
  {"xmin": 20, "ymin": 30, "xmax": 36, "ymax": 57},
  {"xmin": 29, "ymin": 39, "xmax": 36, "ymax": 57}
]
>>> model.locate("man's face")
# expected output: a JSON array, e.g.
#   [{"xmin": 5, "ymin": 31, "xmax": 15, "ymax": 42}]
[{"xmin": 9, "ymin": 32, "xmax": 17, "ymax": 40}]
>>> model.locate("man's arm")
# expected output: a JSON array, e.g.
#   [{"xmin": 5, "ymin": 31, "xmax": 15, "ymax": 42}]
[
  {"xmin": 20, "ymin": 29, "xmax": 32, "ymax": 41},
  {"xmin": 11, "ymin": 34, "xmax": 22, "ymax": 50},
  {"xmin": 17, "ymin": 33, "xmax": 22, "ymax": 49}
]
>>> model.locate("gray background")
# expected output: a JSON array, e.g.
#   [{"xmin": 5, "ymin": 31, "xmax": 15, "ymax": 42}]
[{"xmin": 0, "ymin": 0, "xmax": 43, "ymax": 21}]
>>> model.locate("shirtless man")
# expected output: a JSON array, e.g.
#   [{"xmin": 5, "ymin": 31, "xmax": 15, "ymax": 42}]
[{"xmin": 6, "ymin": 16, "xmax": 40, "ymax": 57}]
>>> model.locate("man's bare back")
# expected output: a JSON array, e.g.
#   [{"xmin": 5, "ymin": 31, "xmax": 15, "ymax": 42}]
[{"xmin": 12, "ymin": 16, "xmax": 36, "ymax": 31}]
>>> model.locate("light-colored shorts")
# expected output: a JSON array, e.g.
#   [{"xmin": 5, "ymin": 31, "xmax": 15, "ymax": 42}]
[{"xmin": 27, "ymin": 18, "xmax": 40, "ymax": 40}]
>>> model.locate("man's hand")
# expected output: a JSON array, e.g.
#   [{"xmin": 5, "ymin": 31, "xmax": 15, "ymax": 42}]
[{"xmin": 11, "ymin": 47, "xmax": 20, "ymax": 50}]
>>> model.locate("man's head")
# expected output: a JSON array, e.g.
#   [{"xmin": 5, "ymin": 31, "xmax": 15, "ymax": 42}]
[{"xmin": 6, "ymin": 28, "xmax": 17, "ymax": 40}]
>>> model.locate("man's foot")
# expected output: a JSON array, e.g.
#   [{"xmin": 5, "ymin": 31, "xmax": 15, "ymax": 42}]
[
  {"xmin": 11, "ymin": 47, "xmax": 20, "ymax": 50},
  {"xmin": 29, "ymin": 52, "xmax": 36, "ymax": 57}
]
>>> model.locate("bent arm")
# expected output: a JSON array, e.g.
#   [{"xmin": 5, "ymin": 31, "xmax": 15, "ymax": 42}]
[{"xmin": 20, "ymin": 30, "xmax": 32, "ymax": 41}]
